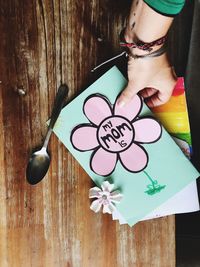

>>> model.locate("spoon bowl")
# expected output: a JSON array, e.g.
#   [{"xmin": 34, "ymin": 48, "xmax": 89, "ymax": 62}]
[{"xmin": 26, "ymin": 148, "xmax": 50, "ymax": 185}]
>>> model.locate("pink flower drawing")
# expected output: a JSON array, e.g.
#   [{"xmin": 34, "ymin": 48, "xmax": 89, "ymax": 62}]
[{"xmin": 71, "ymin": 94, "xmax": 162, "ymax": 176}]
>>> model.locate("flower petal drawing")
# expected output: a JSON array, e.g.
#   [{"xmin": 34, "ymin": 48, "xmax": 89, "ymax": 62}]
[
  {"xmin": 71, "ymin": 93, "xmax": 162, "ymax": 176},
  {"xmin": 114, "ymin": 94, "xmax": 142, "ymax": 122},
  {"xmin": 90, "ymin": 147, "xmax": 117, "ymax": 176},
  {"xmin": 83, "ymin": 95, "xmax": 112, "ymax": 126},
  {"xmin": 71, "ymin": 125, "xmax": 99, "ymax": 151},
  {"xmin": 119, "ymin": 143, "xmax": 148, "ymax": 172},
  {"xmin": 133, "ymin": 118, "xmax": 162, "ymax": 143}
]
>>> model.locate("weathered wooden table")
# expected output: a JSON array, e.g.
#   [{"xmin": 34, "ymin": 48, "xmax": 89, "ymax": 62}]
[{"xmin": 0, "ymin": 1, "xmax": 175, "ymax": 266}]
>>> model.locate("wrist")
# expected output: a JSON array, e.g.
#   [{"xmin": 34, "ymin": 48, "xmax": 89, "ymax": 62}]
[
  {"xmin": 124, "ymin": 1, "xmax": 173, "ymax": 45},
  {"xmin": 133, "ymin": 1, "xmax": 173, "ymax": 42}
]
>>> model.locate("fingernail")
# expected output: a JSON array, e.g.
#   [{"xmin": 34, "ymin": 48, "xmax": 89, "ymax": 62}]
[{"xmin": 117, "ymin": 99, "xmax": 125, "ymax": 108}]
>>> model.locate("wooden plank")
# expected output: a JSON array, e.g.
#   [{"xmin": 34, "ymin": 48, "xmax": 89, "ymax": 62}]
[{"xmin": 0, "ymin": 0, "xmax": 175, "ymax": 266}]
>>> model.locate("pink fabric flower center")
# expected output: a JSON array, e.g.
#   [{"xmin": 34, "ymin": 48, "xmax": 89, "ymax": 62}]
[
  {"xmin": 98, "ymin": 191, "xmax": 111, "ymax": 205},
  {"xmin": 97, "ymin": 116, "xmax": 134, "ymax": 153}
]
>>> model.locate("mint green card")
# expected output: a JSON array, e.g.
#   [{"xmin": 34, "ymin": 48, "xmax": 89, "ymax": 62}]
[{"xmin": 53, "ymin": 66, "xmax": 199, "ymax": 226}]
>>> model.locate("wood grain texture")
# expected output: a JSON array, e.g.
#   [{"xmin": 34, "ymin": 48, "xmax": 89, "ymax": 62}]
[{"xmin": 0, "ymin": 0, "xmax": 175, "ymax": 266}]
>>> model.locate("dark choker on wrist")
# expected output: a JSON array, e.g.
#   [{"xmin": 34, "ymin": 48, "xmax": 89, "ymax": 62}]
[{"xmin": 127, "ymin": 43, "xmax": 167, "ymax": 59}]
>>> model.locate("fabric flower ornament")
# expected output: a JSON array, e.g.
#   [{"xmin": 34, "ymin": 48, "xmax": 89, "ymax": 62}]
[
  {"xmin": 71, "ymin": 94, "xmax": 162, "ymax": 176},
  {"xmin": 89, "ymin": 181, "xmax": 123, "ymax": 214}
]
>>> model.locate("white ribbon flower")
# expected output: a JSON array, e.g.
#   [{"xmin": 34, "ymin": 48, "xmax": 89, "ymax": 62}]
[{"xmin": 89, "ymin": 181, "xmax": 123, "ymax": 214}]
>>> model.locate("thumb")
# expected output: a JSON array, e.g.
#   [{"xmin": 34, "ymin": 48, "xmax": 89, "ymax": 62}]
[{"xmin": 117, "ymin": 81, "xmax": 139, "ymax": 107}]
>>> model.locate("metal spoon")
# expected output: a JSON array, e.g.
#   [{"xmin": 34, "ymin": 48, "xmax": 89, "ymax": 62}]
[{"xmin": 26, "ymin": 84, "xmax": 69, "ymax": 185}]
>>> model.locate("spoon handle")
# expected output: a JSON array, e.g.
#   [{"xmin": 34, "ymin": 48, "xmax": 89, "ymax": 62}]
[{"xmin": 48, "ymin": 84, "xmax": 69, "ymax": 130}]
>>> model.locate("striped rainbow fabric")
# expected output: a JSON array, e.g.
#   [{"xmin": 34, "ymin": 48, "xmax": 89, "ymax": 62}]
[{"xmin": 151, "ymin": 77, "xmax": 192, "ymax": 157}]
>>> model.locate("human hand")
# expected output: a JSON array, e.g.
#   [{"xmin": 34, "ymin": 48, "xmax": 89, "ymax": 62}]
[
  {"xmin": 118, "ymin": 0, "xmax": 176, "ymax": 108},
  {"xmin": 117, "ymin": 51, "xmax": 177, "ymax": 108}
]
